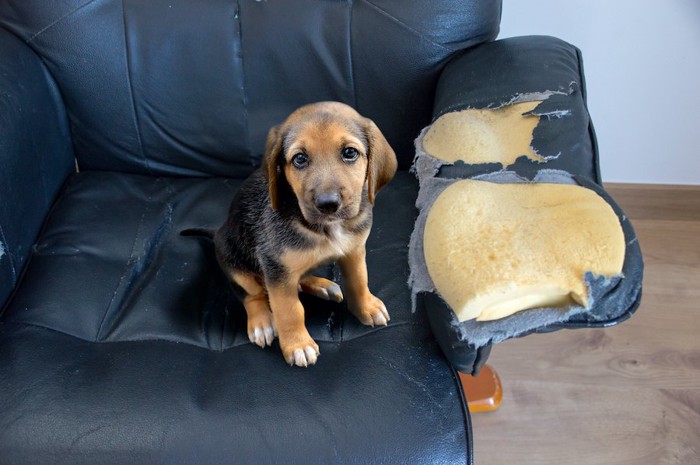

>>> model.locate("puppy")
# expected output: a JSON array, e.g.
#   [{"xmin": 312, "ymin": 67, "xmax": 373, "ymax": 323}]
[{"xmin": 212, "ymin": 102, "xmax": 397, "ymax": 367}]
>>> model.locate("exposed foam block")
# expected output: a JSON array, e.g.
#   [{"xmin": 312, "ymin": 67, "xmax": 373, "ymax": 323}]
[
  {"xmin": 423, "ymin": 179, "xmax": 626, "ymax": 322},
  {"xmin": 422, "ymin": 102, "xmax": 544, "ymax": 167}
]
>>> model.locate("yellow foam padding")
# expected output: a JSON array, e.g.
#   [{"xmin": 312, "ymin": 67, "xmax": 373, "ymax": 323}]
[
  {"xmin": 422, "ymin": 102, "xmax": 545, "ymax": 166},
  {"xmin": 423, "ymin": 180, "xmax": 626, "ymax": 322}
]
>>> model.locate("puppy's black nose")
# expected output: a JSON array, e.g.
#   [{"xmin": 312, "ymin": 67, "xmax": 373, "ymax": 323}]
[{"xmin": 315, "ymin": 193, "xmax": 341, "ymax": 214}]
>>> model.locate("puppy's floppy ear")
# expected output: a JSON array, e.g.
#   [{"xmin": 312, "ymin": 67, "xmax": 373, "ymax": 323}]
[
  {"xmin": 262, "ymin": 125, "xmax": 284, "ymax": 210},
  {"xmin": 364, "ymin": 118, "xmax": 398, "ymax": 204}
]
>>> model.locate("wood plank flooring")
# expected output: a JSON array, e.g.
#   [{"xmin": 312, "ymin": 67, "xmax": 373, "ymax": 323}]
[{"xmin": 470, "ymin": 183, "xmax": 700, "ymax": 465}]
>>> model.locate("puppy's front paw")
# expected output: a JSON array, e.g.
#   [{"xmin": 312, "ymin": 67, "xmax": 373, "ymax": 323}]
[
  {"xmin": 288, "ymin": 346, "xmax": 319, "ymax": 368},
  {"xmin": 247, "ymin": 312, "xmax": 277, "ymax": 348},
  {"xmin": 350, "ymin": 294, "xmax": 391, "ymax": 327},
  {"xmin": 280, "ymin": 333, "xmax": 320, "ymax": 368}
]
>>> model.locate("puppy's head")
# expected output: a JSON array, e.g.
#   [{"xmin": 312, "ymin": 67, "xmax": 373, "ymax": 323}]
[{"xmin": 263, "ymin": 102, "xmax": 397, "ymax": 225}]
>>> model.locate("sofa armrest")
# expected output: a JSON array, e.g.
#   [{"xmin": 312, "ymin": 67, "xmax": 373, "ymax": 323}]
[
  {"xmin": 433, "ymin": 35, "xmax": 601, "ymax": 182},
  {"xmin": 0, "ymin": 28, "xmax": 74, "ymax": 309},
  {"xmin": 410, "ymin": 36, "xmax": 643, "ymax": 374}
]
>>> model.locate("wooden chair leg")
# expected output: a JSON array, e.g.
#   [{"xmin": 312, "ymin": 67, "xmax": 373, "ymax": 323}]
[{"xmin": 458, "ymin": 365, "xmax": 503, "ymax": 412}]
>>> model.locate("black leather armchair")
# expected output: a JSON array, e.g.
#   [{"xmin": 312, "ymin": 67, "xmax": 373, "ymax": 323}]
[{"xmin": 0, "ymin": 1, "xmax": 641, "ymax": 463}]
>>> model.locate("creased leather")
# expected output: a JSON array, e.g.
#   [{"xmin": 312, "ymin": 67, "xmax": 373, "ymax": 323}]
[
  {"xmin": 0, "ymin": 28, "xmax": 74, "ymax": 309},
  {"xmin": 0, "ymin": 0, "xmax": 501, "ymax": 174},
  {"xmin": 0, "ymin": 173, "xmax": 475, "ymax": 464},
  {"xmin": 0, "ymin": 2, "xmax": 504, "ymax": 462},
  {"xmin": 3, "ymin": 172, "xmax": 422, "ymax": 349}
]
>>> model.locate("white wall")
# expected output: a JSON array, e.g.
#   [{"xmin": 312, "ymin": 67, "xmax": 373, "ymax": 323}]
[{"xmin": 499, "ymin": 0, "xmax": 700, "ymax": 185}]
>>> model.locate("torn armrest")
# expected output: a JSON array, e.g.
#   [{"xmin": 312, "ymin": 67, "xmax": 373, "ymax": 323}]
[
  {"xmin": 409, "ymin": 36, "xmax": 644, "ymax": 374},
  {"xmin": 432, "ymin": 35, "xmax": 599, "ymax": 182}
]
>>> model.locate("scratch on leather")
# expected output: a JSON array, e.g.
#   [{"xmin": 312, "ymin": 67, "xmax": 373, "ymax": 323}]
[{"xmin": 0, "ymin": 223, "xmax": 17, "ymax": 284}]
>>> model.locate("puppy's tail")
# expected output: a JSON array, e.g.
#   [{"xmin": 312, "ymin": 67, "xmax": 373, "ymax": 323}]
[{"xmin": 180, "ymin": 227, "xmax": 216, "ymax": 240}]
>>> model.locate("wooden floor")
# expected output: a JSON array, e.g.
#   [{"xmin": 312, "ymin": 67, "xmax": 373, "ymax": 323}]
[{"xmin": 470, "ymin": 183, "xmax": 700, "ymax": 465}]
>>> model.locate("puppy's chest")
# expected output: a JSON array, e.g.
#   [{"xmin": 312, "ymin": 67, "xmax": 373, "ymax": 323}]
[
  {"xmin": 322, "ymin": 224, "xmax": 356, "ymax": 258},
  {"xmin": 283, "ymin": 224, "xmax": 358, "ymax": 277}
]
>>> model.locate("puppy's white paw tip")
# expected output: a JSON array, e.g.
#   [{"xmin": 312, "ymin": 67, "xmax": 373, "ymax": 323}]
[
  {"xmin": 305, "ymin": 346, "xmax": 319, "ymax": 363},
  {"xmin": 289, "ymin": 346, "xmax": 319, "ymax": 367},
  {"xmin": 293, "ymin": 349, "xmax": 308, "ymax": 368},
  {"xmin": 373, "ymin": 313, "xmax": 388, "ymax": 327},
  {"xmin": 249, "ymin": 324, "xmax": 276, "ymax": 348},
  {"xmin": 264, "ymin": 326, "xmax": 275, "ymax": 346}
]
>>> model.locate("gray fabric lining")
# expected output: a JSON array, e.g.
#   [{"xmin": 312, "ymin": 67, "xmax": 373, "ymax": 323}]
[
  {"xmin": 408, "ymin": 127, "xmax": 625, "ymax": 348},
  {"xmin": 411, "ymin": 125, "xmax": 443, "ymax": 182}
]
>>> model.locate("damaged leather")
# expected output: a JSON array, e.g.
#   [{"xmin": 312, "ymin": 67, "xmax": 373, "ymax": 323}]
[{"xmin": 411, "ymin": 36, "xmax": 644, "ymax": 374}]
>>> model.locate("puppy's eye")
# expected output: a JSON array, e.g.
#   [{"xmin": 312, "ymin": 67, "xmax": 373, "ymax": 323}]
[
  {"xmin": 341, "ymin": 147, "xmax": 359, "ymax": 163},
  {"xmin": 291, "ymin": 152, "xmax": 309, "ymax": 169}
]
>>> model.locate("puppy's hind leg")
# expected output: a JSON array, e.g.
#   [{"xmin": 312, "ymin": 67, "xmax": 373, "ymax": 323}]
[
  {"xmin": 298, "ymin": 275, "xmax": 344, "ymax": 303},
  {"xmin": 231, "ymin": 272, "xmax": 276, "ymax": 348}
]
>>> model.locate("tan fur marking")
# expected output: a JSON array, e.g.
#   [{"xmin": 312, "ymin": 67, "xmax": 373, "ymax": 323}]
[
  {"xmin": 364, "ymin": 119, "xmax": 397, "ymax": 204},
  {"xmin": 299, "ymin": 275, "xmax": 344, "ymax": 302},
  {"xmin": 280, "ymin": 227, "xmax": 360, "ymax": 279},
  {"xmin": 267, "ymin": 283, "xmax": 319, "ymax": 366},
  {"xmin": 339, "ymin": 245, "xmax": 390, "ymax": 327},
  {"xmin": 231, "ymin": 271, "xmax": 265, "ymax": 297},
  {"xmin": 283, "ymin": 119, "xmax": 368, "ymax": 224}
]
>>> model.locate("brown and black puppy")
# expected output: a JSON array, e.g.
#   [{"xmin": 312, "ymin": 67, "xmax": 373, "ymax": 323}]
[{"xmin": 214, "ymin": 102, "xmax": 397, "ymax": 367}]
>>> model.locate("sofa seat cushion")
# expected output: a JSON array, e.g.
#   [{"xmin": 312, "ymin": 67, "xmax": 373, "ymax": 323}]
[
  {"xmin": 0, "ymin": 170, "xmax": 472, "ymax": 464},
  {"xmin": 4, "ymin": 171, "xmax": 418, "ymax": 348}
]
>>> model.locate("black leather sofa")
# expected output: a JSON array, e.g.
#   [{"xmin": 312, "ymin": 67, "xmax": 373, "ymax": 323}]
[{"xmin": 0, "ymin": 1, "xmax": 642, "ymax": 463}]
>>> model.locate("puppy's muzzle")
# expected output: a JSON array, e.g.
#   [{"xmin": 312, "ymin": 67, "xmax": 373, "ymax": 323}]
[{"xmin": 314, "ymin": 192, "xmax": 341, "ymax": 214}]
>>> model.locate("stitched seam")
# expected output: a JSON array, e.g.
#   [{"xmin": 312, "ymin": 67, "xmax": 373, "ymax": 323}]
[
  {"xmin": 26, "ymin": 0, "xmax": 99, "ymax": 44},
  {"xmin": 234, "ymin": 0, "xmax": 253, "ymax": 165},
  {"xmin": 220, "ymin": 300, "xmax": 228, "ymax": 352},
  {"xmin": 0, "ymin": 224, "xmax": 17, "ymax": 286},
  {"xmin": 347, "ymin": 0, "xmax": 358, "ymax": 109},
  {"xmin": 576, "ymin": 46, "xmax": 603, "ymax": 184},
  {"xmin": 2, "ymin": 320, "xmax": 95, "ymax": 340},
  {"xmin": 4, "ymin": 313, "xmax": 411, "ymax": 346},
  {"xmin": 361, "ymin": 0, "xmax": 452, "ymax": 52},
  {"xmin": 96, "ymin": 179, "xmax": 155, "ymax": 342},
  {"xmin": 2, "ymin": 21, "xmax": 79, "ymax": 170},
  {"xmin": 219, "ymin": 286, "xmax": 234, "ymax": 352},
  {"xmin": 121, "ymin": 0, "xmax": 153, "ymax": 175},
  {"xmin": 2, "ymin": 320, "xmax": 248, "ymax": 351},
  {"xmin": 338, "ymin": 320, "xmax": 411, "ymax": 342}
]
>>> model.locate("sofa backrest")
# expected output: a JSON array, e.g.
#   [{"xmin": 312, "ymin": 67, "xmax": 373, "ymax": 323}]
[{"xmin": 1, "ymin": 0, "xmax": 501, "ymax": 176}]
